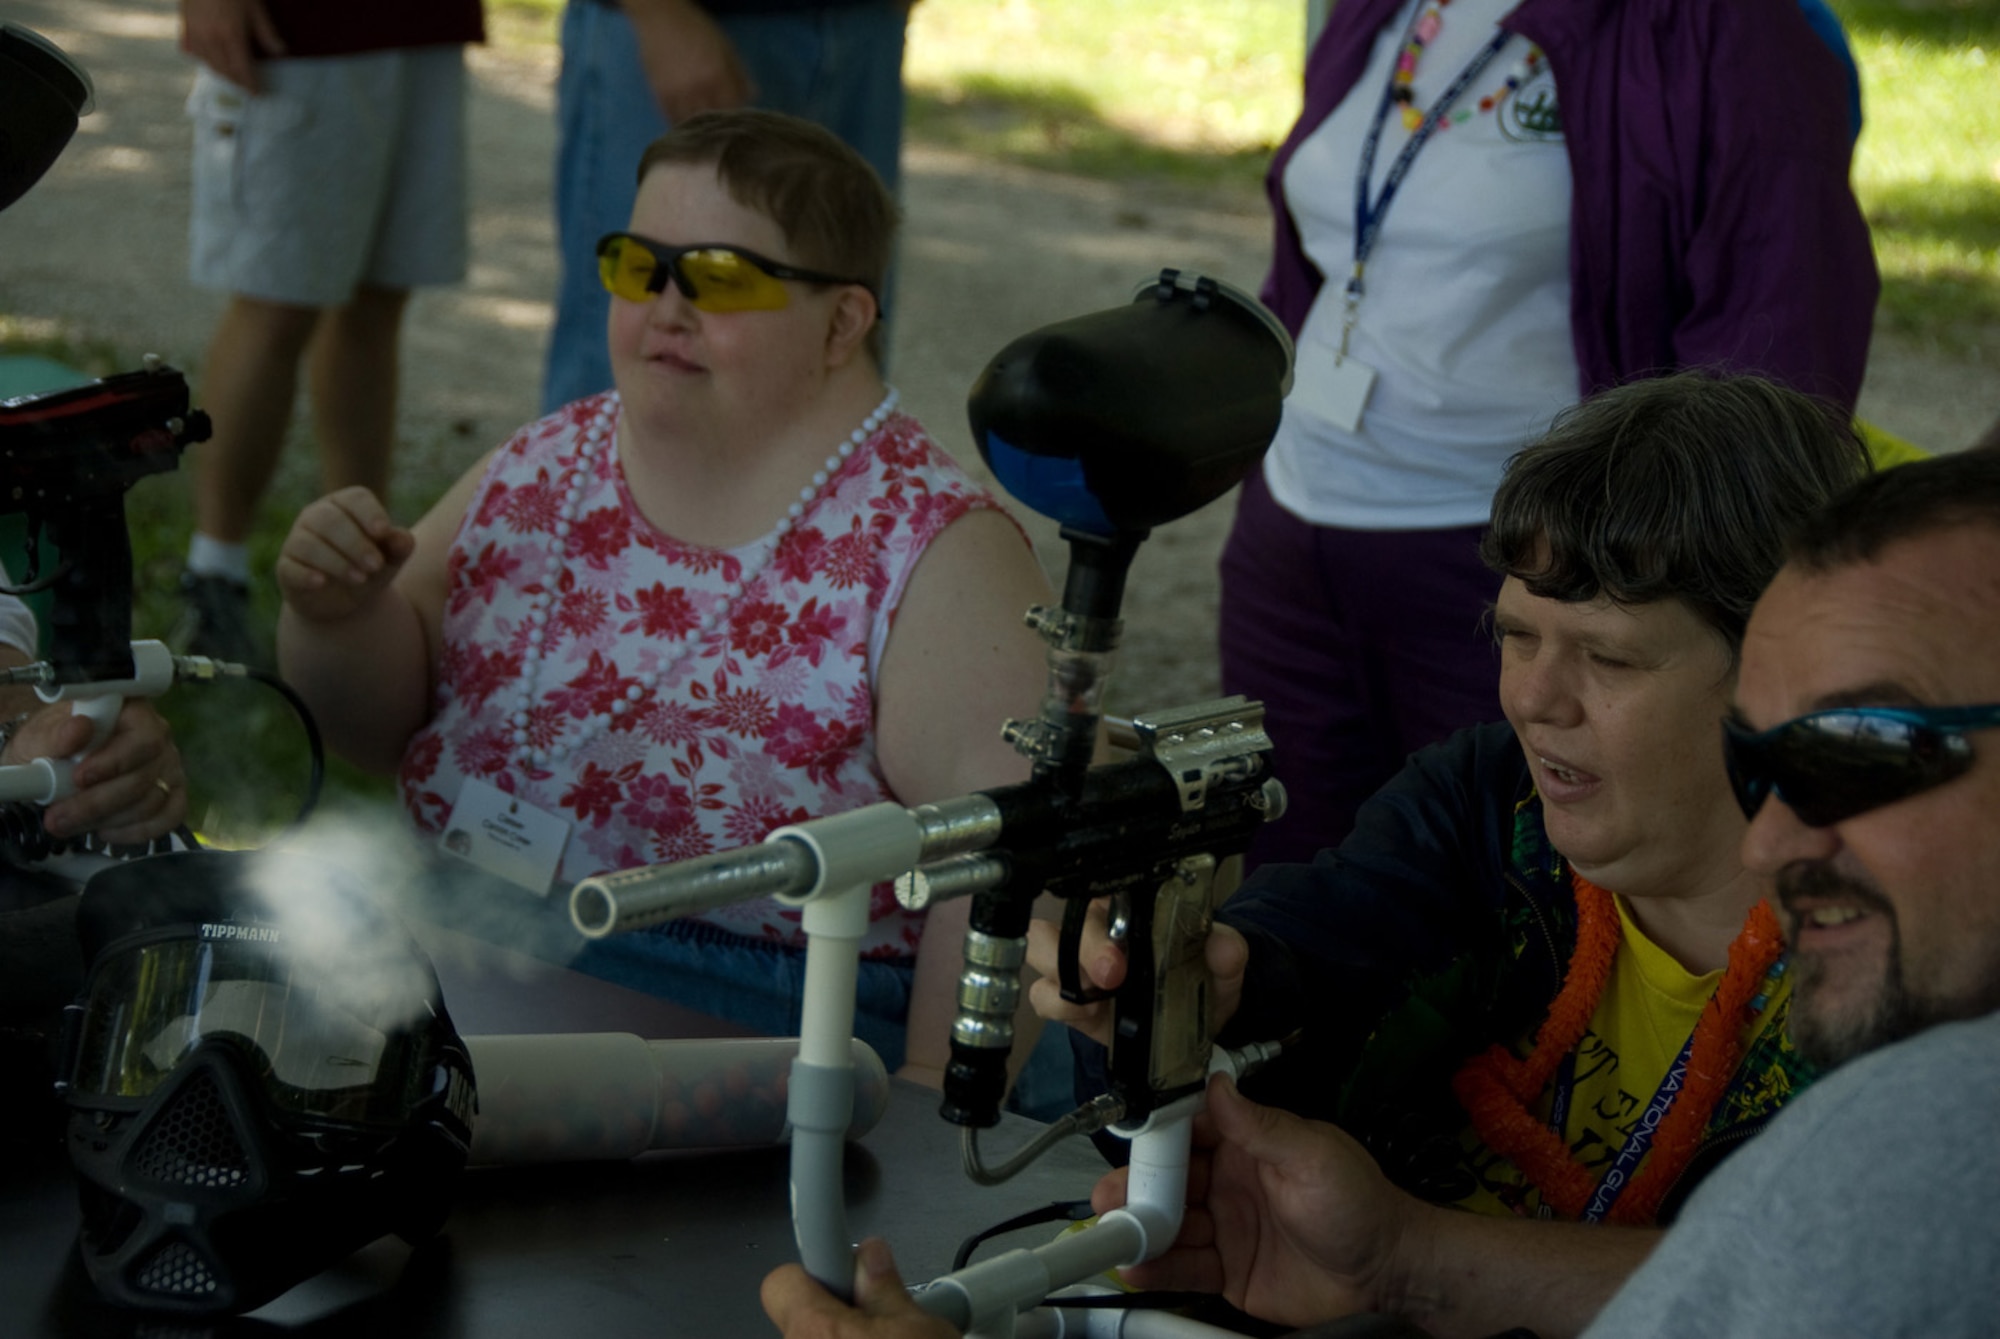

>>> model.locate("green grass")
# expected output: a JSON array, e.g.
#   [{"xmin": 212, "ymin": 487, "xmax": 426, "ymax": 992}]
[
  {"xmin": 903, "ymin": 0, "xmax": 2000, "ymax": 353},
  {"xmin": 905, "ymin": 0, "xmax": 1300, "ymax": 198},
  {"xmin": 1833, "ymin": 0, "xmax": 2000, "ymax": 353}
]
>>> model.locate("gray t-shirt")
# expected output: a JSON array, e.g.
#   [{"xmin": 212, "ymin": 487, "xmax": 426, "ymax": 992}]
[{"xmin": 1585, "ymin": 1010, "xmax": 2000, "ymax": 1337}]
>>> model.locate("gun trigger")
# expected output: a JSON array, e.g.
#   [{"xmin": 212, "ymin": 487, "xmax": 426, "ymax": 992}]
[
  {"xmin": 1105, "ymin": 890, "xmax": 1132, "ymax": 947},
  {"xmin": 1056, "ymin": 896, "xmax": 1112, "ymax": 1006}
]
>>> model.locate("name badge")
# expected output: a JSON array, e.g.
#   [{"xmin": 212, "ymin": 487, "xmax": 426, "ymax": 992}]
[
  {"xmin": 440, "ymin": 777, "xmax": 571, "ymax": 897},
  {"xmin": 1290, "ymin": 354, "xmax": 1378, "ymax": 435}
]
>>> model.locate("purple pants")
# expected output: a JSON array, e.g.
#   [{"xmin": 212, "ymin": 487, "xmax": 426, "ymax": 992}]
[{"xmin": 1219, "ymin": 470, "xmax": 1503, "ymax": 869}]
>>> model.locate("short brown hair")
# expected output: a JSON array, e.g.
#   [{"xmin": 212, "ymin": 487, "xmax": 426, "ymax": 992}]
[
  {"xmin": 636, "ymin": 109, "xmax": 898, "ymax": 363},
  {"xmin": 1788, "ymin": 443, "xmax": 2000, "ymax": 572},
  {"xmin": 1482, "ymin": 372, "xmax": 1872, "ymax": 654}
]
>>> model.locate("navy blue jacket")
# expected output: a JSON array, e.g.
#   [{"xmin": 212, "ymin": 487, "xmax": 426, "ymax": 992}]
[{"xmin": 1080, "ymin": 721, "xmax": 1816, "ymax": 1221}]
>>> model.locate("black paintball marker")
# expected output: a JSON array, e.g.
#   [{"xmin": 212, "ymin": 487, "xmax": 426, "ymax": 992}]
[
  {"xmin": 572, "ymin": 271, "xmax": 1297, "ymax": 1144},
  {"xmin": 0, "ymin": 359, "xmax": 211, "ymax": 682},
  {"xmin": 927, "ymin": 269, "xmax": 1293, "ymax": 1135}
]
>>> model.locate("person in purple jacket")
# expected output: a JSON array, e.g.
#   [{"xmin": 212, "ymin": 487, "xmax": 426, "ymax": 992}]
[{"xmin": 1223, "ymin": 0, "xmax": 1878, "ymax": 870}]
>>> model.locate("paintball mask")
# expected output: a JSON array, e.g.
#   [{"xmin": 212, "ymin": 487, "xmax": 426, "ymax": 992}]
[{"xmin": 59, "ymin": 850, "xmax": 476, "ymax": 1315}]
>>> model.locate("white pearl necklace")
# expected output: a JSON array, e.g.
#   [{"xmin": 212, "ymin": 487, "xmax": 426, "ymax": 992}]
[{"xmin": 505, "ymin": 386, "xmax": 901, "ymax": 772}]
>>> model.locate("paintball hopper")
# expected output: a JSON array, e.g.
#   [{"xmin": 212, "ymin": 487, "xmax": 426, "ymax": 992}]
[
  {"xmin": 0, "ymin": 23, "xmax": 94, "ymax": 213},
  {"xmin": 968, "ymin": 269, "xmax": 1295, "ymax": 536}
]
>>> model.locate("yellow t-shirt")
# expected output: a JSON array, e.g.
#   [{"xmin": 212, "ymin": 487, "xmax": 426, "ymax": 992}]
[{"xmin": 1452, "ymin": 896, "xmax": 1788, "ymax": 1218}]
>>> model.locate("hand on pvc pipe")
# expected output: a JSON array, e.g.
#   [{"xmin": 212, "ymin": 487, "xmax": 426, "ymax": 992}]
[
  {"xmin": 1090, "ymin": 1073, "xmax": 1409, "ymax": 1331},
  {"xmin": 1024, "ymin": 901, "xmax": 1250, "ymax": 1048},
  {"xmin": 4, "ymin": 699, "xmax": 186, "ymax": 844},
  {"xmin": 762, "ymin": 1237, "xmax": 958, "ymax": 1339}
]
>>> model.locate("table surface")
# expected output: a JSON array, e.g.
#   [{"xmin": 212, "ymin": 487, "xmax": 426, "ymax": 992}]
[{"xmin": 0, "ymin": 916, "xmax": 1110, "ymax": 1337}]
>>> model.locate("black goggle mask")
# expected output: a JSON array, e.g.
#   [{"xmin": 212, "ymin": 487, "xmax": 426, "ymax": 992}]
[
  {"xmin": 1722, "ymin": 703, "xmax": 2000, "ymax": 828},
  {"xmin": 60, "ymin": 850, "xmax": 475, "ymax": 1317},
  {"xmin": 595, "ymin": 231, "xmax": 875, "ymax": 314}
]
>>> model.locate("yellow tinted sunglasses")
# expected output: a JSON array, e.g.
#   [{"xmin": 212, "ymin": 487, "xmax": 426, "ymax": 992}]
[{"xmin": 595, "ymin": 232, "xmax": 874, "ymax": 313}]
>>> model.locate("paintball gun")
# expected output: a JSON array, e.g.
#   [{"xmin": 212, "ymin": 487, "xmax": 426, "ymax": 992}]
[{"xmin": 568, "ymin": 272, "xmax": 1299, "ymax": 1333}]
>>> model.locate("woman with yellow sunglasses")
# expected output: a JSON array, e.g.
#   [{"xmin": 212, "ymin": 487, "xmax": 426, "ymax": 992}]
[{"xmin": 273, "ymin": 110, "xmax": 1054, "ymax": 1098}]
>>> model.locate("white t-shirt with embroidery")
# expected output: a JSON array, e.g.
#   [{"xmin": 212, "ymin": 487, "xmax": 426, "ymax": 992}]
[
  {"xmin": 1266, "ymin": 0, "xmax": 1579, "ymax": 530},
  {"xmin": 399, "ymin": 393, "xmax": 1016, "ymax": 960}
]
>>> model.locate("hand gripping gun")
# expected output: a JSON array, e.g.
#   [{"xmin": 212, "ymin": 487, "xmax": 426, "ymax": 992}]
[{"xmin": 568, "ymin": 272, "xmax": 1295, "ymax": 1334}]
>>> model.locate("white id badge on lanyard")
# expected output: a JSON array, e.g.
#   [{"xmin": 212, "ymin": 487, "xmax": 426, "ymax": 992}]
[
  {"xmin": 1298, "ymin": 355, "xmax": 1378, "ymax": 434},
  {"xmin": 440, "ymin": 777, "xmax": 572, "ymax": 897},
  {"xmin": 1290, "ymin": 320, "xmax": 1379, "ymax": 434}
]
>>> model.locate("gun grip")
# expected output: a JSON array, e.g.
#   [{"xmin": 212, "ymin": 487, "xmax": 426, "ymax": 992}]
[{"xmin": 1055, "ymin": 895, "xmax": 1114, "ymax": 1006}]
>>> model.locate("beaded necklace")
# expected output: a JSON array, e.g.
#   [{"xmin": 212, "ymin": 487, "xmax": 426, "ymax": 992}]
[
  {"xmin": 503, "ymin": 386, "xmax": 901, "ymax": 773},
  {"xmin": 1451, "ymin": 872, "xmax": 1787, "ymax": 1225},
  {"xmin": 1389, "ymin": 0, "xmax": 1544, "ymax": 132}
]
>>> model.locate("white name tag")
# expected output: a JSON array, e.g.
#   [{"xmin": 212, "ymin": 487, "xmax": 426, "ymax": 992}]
[
  {"xmin": 1290, "ymin": 355, "xmax": 1378, "ymax": 435},
  {"xmin": 440, "ymin": 777, "xmax": 571, "ymax": 897}
]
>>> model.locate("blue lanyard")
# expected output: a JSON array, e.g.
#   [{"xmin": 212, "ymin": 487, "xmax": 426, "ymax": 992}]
[
  {"xmin": 1347, "ymin": 11, "xmax": 1515, "ymax": 311},
  {"xmin": 1562, "ymin": 1033, "xmax": 1695, "ymax": 1223}
]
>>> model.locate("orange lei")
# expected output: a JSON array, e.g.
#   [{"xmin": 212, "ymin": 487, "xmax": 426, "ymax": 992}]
[{"xmin": 1450, "ymin": 873, "xmax": 1785, "ymax": 1224}]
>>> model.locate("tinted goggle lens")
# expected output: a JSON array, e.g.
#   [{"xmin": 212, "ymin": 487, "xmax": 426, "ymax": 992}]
[
  {"xmin": 68, "ymin": 937, "xmax": 431, "ymax": 1126},
  {"xmin": 1722, "ymin": 710, "xmax": 1975, "ymax": 828},
  {"xmin": 596, "ymin": 235, "xmax": 793, "ymax": 312}
]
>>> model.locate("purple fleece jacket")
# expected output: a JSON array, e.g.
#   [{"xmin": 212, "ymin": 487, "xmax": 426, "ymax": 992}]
[{"xmin": 1261, "ymin": 0, "xmax": 1878, "ymax": 409}]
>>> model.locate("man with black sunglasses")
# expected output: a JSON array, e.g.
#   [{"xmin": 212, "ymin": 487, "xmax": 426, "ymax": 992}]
[{"xmin": 1582, "ymin": 446, "xmax": 2000, "ymax": 1334}]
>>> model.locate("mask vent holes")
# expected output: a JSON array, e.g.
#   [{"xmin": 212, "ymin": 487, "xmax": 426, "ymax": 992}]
[
  {"xmin": 131, "ymin": 1070, "xmax": 250, "ymax": 1189},
  {"xmin": 132, "ymin": 1239, "xmax": 220, "ymax": 1298}
]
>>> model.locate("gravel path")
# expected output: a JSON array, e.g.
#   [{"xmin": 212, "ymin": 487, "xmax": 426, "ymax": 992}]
[{"xmin": 6, "ymin": 0, "xmax": 1993, "ymax": 716}]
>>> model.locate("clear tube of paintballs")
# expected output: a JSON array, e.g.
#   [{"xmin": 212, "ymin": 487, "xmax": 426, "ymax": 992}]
[{"xmin": 465, "ymin": 1033, "xmax": 890, "ymax": 1165}]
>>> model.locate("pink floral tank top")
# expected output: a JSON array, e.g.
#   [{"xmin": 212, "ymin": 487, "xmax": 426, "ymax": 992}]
[{"xmin": 399, "ymin": 392, "xmax": 1013, "ymax": 958}]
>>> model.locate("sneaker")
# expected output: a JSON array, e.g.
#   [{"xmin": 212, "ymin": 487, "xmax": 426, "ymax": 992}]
[{"xmin": 174, "ymin": 572, "xmax": 263, "ymax": 666}]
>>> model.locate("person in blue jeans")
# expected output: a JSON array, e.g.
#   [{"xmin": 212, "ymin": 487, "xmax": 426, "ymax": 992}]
[{"xmin": 544, "ymin": 0, "xmax": 908, "ymax": 414}]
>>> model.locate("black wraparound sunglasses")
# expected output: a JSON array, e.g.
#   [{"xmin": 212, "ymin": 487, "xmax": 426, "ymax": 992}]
[{"xmin": 1722, "ymin": 703, "xmax": 2000, "ymax": 827}]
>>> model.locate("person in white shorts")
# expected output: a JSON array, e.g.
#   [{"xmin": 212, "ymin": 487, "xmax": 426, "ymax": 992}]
[{"xmin": 175, "ymin": 0, "xmax": 484, "ymax": 664}]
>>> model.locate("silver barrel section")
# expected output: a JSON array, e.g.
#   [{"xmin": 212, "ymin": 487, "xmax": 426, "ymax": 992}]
[
  {"xmin": 894, "ymin": 854, "xmax": 1008, "ymax": 911},
  {"xmin": 570, "ymin": 841, "xmax": 817, "ymax": 938},
  {"xmin": 951, "ymin": 928, "xmax": 1026, "ymax": 1054},
  {"xmin": 568, "ymin": 793, "xmax": 1009, "ymax": 939}
]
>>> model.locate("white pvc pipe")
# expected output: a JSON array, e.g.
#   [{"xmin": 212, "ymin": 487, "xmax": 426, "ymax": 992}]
[
  {"xmin": 0, "ymin": 640, "xmax": 180, "ymax": 802},
  {"xmin": 1099, "ymin": 1113, "xmax": 1195, "ymax": 1265},
  {"xmin": 914, "ymin": 1112, "xmax": 1197, "ymax": 1338},
  {"xmin": 769, "ymin": 805, "xmax": 924, "ymax": 1297},
  {"xmin": 798, "ymin": 914, "xmax": 865, "ymax": 1068}
]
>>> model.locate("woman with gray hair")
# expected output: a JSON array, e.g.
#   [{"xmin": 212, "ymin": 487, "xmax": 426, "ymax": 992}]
[{"xmin": 1039, "ymin": 371, "xmax": 1871, "ymax": 1249}]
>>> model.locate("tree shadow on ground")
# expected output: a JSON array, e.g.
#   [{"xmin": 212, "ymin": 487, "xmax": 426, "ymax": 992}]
[
  {"xmin": 1866, "ymin": 182, "xmax": 2000, "ymax": 350},
  {"xmin": 907, "ymin": 77, "xmax": 1274, "ymax": 203}
]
